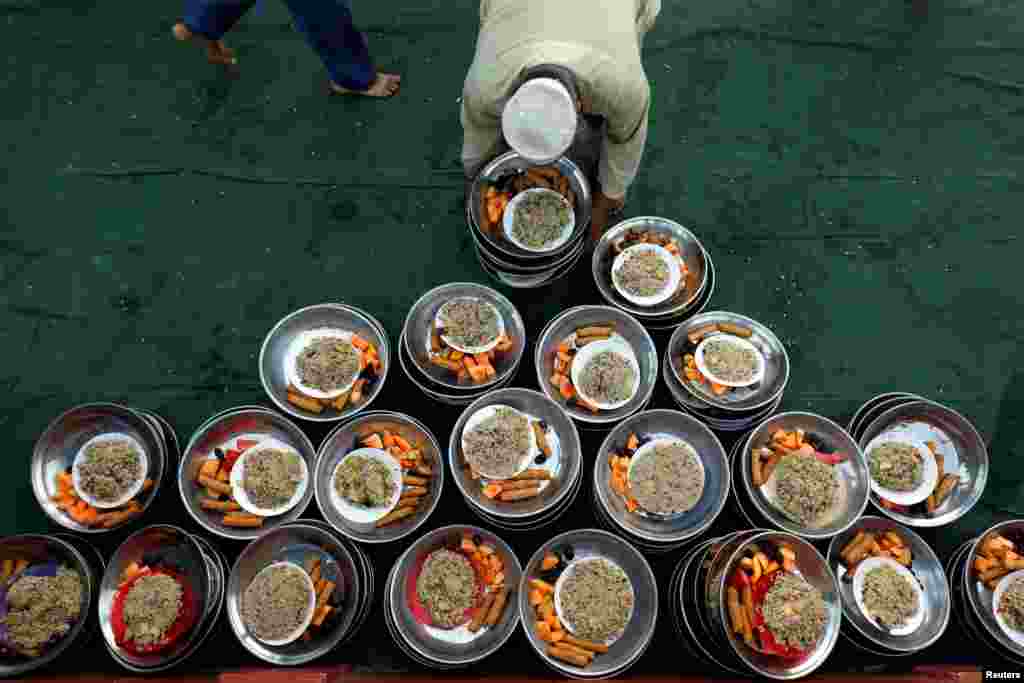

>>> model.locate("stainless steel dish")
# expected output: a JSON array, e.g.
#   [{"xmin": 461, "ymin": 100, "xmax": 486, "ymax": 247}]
[
  {"xmin": 859, "ymin": 399, "xmax": 988, "ymax": 527},
  {"xmin": 227, "ymin": 521, "xmax": 362, "ymax": 665},
  {"xmin": 741, "ymin": 412, "xmax": 870, "ymax": 540},
  {"xmin": 467, "ymin": 151, "xmax": 592, "ymax": 262},
  {"xmin": 669, "ymin": 312, "xmax": 789, "ymax": 413},
  {"xmin": 397, "ymin": 329, "xmax": 520, "ymax": 406},
  {"xmin": 827, "ymin": 516, "xmax": 949, "ymax": 653},
  {"xmin": 475, "ymin": 238, "xmax": 587, "ymax": 290},
  {"xmin": 316, "ymin": 411, "xmax": 444, "ymax": 543},
  {"xmin": 964, "ymin": 520, "xmax": 1024, "ymax": 662},
  {"xmin": 259, "ymin": 303, "xmax": 390, "ymax": 423},
  {"xmin": 593, "ymin": 409, "xmax": 729, "ymax": 545},
  {"xmin": 846, "ymin": 393, "xmax": 923, "ymax": 436},
  {"xmin": 713, "ymin": 531, "xmax": 842, "ymax": 680},
  {"xmin": 401, "ymin": 282, "xmax": 526, "ymax": 392},
  {"xmin": 591, "ymin": 217, "xmax": 708, "ymax": 318},
  {"xmin": 0, "ymin": 534, "xmax": 97, "ymax": 677},
  {"xmin": 98, "ymin": 526, "xmax": 211, "ymax": 671},
  {"xmin": 31, "ymin": 403, "xmax": 167, "ymax": 534},
  {"xmin": 178, "ymin": 408, "xmax": 317, "ymax": 540},
  {"xmin": 518, "ymin": 529, "xmax": 657, "ymax": 678},
  {"xmin": 449, "ymin": 388, "xmax": 581, "ymax": 521},
  {"xmin": 534, "ymin": 306, "xmax": 658, "ymax": 426},
  {"xmin": 389, "ymin": 525, "xmax": 522, "ymax": 666}
]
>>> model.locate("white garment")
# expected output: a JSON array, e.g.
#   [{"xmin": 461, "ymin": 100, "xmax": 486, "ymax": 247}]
[{"xmin": 461, "ymin": 0, "xmax": 660, "ymax": 201}]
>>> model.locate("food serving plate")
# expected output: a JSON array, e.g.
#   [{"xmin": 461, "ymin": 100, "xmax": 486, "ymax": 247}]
[
  {"xmin": 827, "ymin": 516, "xmax": 949, "ymax": 654},
  {"xmin": 389, "ymin": 525, "xmax": 522, "ymax": 667},
  {"xmin": 468, "ymin": 152, "xmax": 592, "ymax": 263},
  {"xmin": 847, "ymin": 393, "xmax": 924, "ymax": 439},
  {"xmin": 98, "ymin": 526, "xmax": 211, "ymax": 672},
  {"xmin": 402, "ymin": 283, "xmax": 526, "ymax": 392},
  {"xmin": 0, "ymin": 534, "xmax": 98, "ymax": 677},
  {"xmin": 741, "ymin": 413, "xmax": 870, "ymax": 540},
  {"xmin": 591, "ymin": 217, "xmax": 709, "ymax": 318},
  {"xmin": 227, "ymin": 521, "xmax": 363, "ymax": 666},
  {"xmin": 669, "ymin": 312, "xmax": 789, "ymax": 413},
  {"xmin": 534, "ymin": 306, "xmax": 658, "ymax": 426},
  {"xmin": 475, "ymin": 237, "xmax": 588, "ymax": 290},
  {"xmin": 519, "ymin": 529, "xmax": 657, "ymax": 679},
  {"xmin": 963, "ymin": 521, "xmax": 1024, "ymax": 662},
  {"xmin": 315, "ymin": 411, "xmax": 444, "ymax": 543},
  {"xmin": 474, "ymin": 459, "xmax": 583, "ymax": 532},
  {"xmin": 858, "ymin": 399, "xmax": 988, "ymax": 528},
  {"xmin": 712, "ymin": 531, "xmax": 842, "ymax": 679},
  {"xmin": 448, "ymin": 388, "xmax": 581, "ymax": 521},
  {"xmin": 179, "ymin": 408, "xmax": 317, "ymax": 540},
  {"xmin": 31, "ymin": 403, "xmax": 167, "ymax": 534},
  {"xmin": 260, "ymin": 303, "xmax": 389, "ymax": 423},
  {"xmin": 593, "ymin": 410, "xmax": 729, "ymax": 546}
]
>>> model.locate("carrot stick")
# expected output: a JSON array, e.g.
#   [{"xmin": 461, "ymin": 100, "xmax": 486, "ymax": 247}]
[
  {"xmin": 223, "ymin": 513, "xmax": 264, "ymax": 528},
  {"xmin": 562, "ymin": 634, "xmax": 609, "ymax": 654},
  {"xmin": 397, "ymin": 496, "xmax": 422, "ymax": 508},
  {"xmin": 403, "ymin": 486, "xmax": 428, "ymax": 497},
  {"xmin": 287, "ymin": 392, "xmax": 324, "ymax": 414},
  {"xmin": 402, "ymin": 475, "xmax": 428, "ymax": 487},
  {"xmin": 317, "ymin": 580, "xmax": 335, "ymax": 609},
  {"xmin": 513, "ymin": 469, "xmax": 553, "ymax": 481},
  {"xmin": 198, "ymin": 475, "xmax": 232, "ymax": 497},
  {"xmin": 200, "ymin": 498, "xmax": 241, "ymax": 512},
  {"xmin": 547, "ymin": 645, "xmax": 589, "ymax": 668},
  {"xmin": 469, "ymin": 592, "xmax": 495, "ymax": 632},
  {"xmin": 311, "ymin": 605, "xmax": 332, "ymax": 627},
  {"xmin": 96, "ymin": 503, "xmax": 142, "ymax": 528},
  {"xmin": 495, "ymin": 479, "xmax": 540, "ymax": 491},
  {"xmin": 485, "ymin": 587, "xmax": 509, "ymax": 626},
  {"xmin": 499, "ymin": 486, "xmax": 541, "ymax": 502},
  {"xmin": 532, "ymin": 422, "xmax": 552, "ymax": 457},
  {"xmin": 376, "ymin": 506, "xmax": 416, "ymax": 527}
]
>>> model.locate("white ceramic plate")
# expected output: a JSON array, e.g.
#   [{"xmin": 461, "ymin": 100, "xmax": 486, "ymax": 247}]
[
  {"xmin": 554, "ymin": 557, "xmax": 635, "ymax": 646},
  {"xmin": 230, "ymin": 439, "xmax": 309, "ymax": 518},
  {"xmin": 329, "ymin": 448, "xmax": 403, "ymax": 526},
  {"xmin": 502, "ymin": 188, "xmax": 575, "ymax": 254},
  {"xmin": 72, "ymin": 433, "xmax": 149, "ymax": 509},
  {"xmin": 460, "ymin": 405, "xmax": 538, "ymax": 480},
  {"xmin": 694, "ymin": 335, "xmax": 765, "ymax": 388},
  {"xmin": 863, "ymin": 433, "xmax": 939, "ymax": 506},
  {"xmin": 611, "ymin": 243, "xmax": 683, "ymax": 307},
  {"xmin": 434, "ymin": 298, "xmax": 506, "ymax": 355},
  {"xmin": 570, "ymin": 337, "xmax": 641, "ymax": 411},
  {"xmin": 245, "ymin": 561, "xmax": 317, "ymax": 646},
  {"xmin": 626, "ymin": 437, "xmax": 705, "ymax": 516},
  {"xmin": 284, "ymin": 328, "xmax": 362, "ymax": 400},
  {"xmin": 853, "ymin": 556, "xmax": 925, "ymax": 636}
]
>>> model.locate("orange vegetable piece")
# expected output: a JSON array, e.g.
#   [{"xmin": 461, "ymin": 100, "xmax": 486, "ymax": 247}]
[
  {"xmin": 711, "ymin": 382, "xmax": 728, "ymax": 396},
  {"xmin": 361, "ymin": 433, "xmax": 384, "ymax": 450},
  {"xmin": 529, "ymin": 578, "xmax": 554, "ymax": 594},
  {"xmin": 393, "ymin": 435, "xmax": 413, "ymax": 453},
  {"xmin": 351, "ymin": 335, "xmax": 370, "ymax": 351},
  {"xmin": 541, "ymin": 553, "xmax": 560, "ymax": 571},
  {"xmin": 529, "ymin": 589, "xmax": 544, "ymax": 607},
  {"xmin": 559, "ymin": 377, "xmax": 575, "ymax": 400},
  {"xmin": 549, "ymin": 628, "xmax": 566, "ymax": 643},
  {"xmin": 536, "ymin": 621, "xmax": 553, "ymax": 641},
  {"xmin": 626, "ymin": 434, "xmax": 639, "ymax": 451},
  {"xmin": 382, "ymin": 432, "xmax": 396, "ymax": 448}
]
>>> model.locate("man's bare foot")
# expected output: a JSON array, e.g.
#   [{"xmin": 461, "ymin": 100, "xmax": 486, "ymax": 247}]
[
  {"xmin": 172, "ymin": 22, "xmax": 236, "ymax": 66},
  {"xmin": 329, "ymin": 73, "xmax": 401, "ymax": 98}
]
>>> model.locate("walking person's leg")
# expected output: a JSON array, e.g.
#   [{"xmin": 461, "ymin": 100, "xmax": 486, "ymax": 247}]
[
  {"xmin": 284, "ymin": 0, "xmax": 400, "ymax": 98},
  {"xmin": 173, "ymin": 0, "xmax": 258, "ymax": 66}
]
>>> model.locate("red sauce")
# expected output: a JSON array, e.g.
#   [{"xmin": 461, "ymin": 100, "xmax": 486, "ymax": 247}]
[{"xmin": 111, "ymin": 568, "xmax": 197, "ymax": 655}]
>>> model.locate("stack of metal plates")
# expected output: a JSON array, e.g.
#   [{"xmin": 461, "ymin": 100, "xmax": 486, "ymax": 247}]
[
  {"xmin": 590, "ymin": 409, "xmax": 730, "ymax": 555},
  {"xmin": 259, "ymin": 303, "xmax": 390, "ymax": 423},
  {"xmin": 467, "ymin": 152, "xmax": 592, "ymax": 289},
  {"xmin": 383, "ymin": 525, "xmax": 521, "ymax": 669},
  {"xmin": 662, "ymin": 312, "xmax": 789, "ymax": 432},
  {"xmin": 591, "ymin": 217, "xmax": 715, "ymax": 331},
  {"xmin": 448, "ymin": 388, "xmax": 582, "ymax": 532},
  {"xmin": 534, "ymin": 306, "xmax": 658, "ymax": 433},
  {"xmin": 99, "ymin": 525, "xmax": 225, "ymax": 672},
  {"xmin": 399, "ymin": 283, "xmax": 526, "ymax": 407},
  {"xmin": 31, "ymin": 403, "xmax": 173, "ymax": 534},
  {"xmin": 946, "ymin": 521, "xmax": 1024, "ymax": 667},
  {"xmin": 226, "ymin": 520, "xmax": 373, "ymax": 665},
  {"xmin": 827, "ymin": 516, "xmax": 950, "ymax": 656},
  {"xmin": 847, "ymin": 394, "xmax": 988, "ymax": 527}
]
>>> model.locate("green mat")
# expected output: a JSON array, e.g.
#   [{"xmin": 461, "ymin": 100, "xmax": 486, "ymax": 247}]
[{"xmin": 1, "ymin": 0, "xmax": 1022, "ymax": 672}]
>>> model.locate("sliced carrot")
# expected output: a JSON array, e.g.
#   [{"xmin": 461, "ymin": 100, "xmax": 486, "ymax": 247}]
[
  {"xmin": 361, "ymin": 433, "xmax": 384, "ymax": 450},
  {"xmin": 626, "ymin": 434, "xmax": 639, "ymax": 451},
  {"xmin": 541, "ymin": 552, "xmax": 560, "ymax": 571},
  {"xmin": 529, "ymin": 578, "xmax": 554, "ymax": 594},
  {"xmin": 556, "ymin": 342, "xmax": 571, "ymax": 355},
  {"xmin": 545, "ymin": 613, "xmax": 560, "ymax": 629},
  {"xmin": 495, "ymin": 335, "xmax": 513, "ymax": 353},
  {"xmin": 198, "ymin": 459, "xmax": 220, "ymax": 480},
  {"xmin": 57, "ymin": 471, "xmax": 73, "ymax": 490},
  {"xmin": 529, "ymin": 589, "xmax": 545, "ymax": 607},
  {"xmin": 559, "ymin": 377, "xmax": 575, "ymax": 400},
  {"xmin": 467, "ymin": 364, "xmax": 489, "ymax": 383},
  {"xmin": 393, "ymin": 435, "xmax": 413, "ymax": 453},
  {"xmin": 483, "ymin": 483, "xmax": 502, "ymax": 499},
  {"xmin": 711, "ymin": 382, "xmax": 728, "ymax": 396},
  {"xmin": 312, "ymin": 605, "xmax": 332, "ymax": 627},
  {"xmin": 537, "ymin": 621, "xmax": 553, "ymax": 641},
  {"xmin": 382, "ymin": 432, "xmax": 396, "ymax": 448},
  {"xmin": 351, "ymin": 335, "xmax": 370, "ymax": 351},
  {"xmin": 549, "ymin": 628, "xmax": 566, "ymax": 643}
]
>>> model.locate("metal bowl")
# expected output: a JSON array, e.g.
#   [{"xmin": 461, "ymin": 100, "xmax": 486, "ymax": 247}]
[
  {"xmin": 389, "ymin": 525, "xmax": 522, "ymax": 666},
  {"xmin": 519, "ymin": 529, "xmax": 657, "ymax": 678},
  {"xmin": 98, "ymin": 526, "xmax": 211, "ymax": 671},
  {"xmin": 402, "ymin": 283, "xmax": 526, "ymax": 392},
  {"xmin": 397, "ymin": 330, "xmax": 520, "ymax": 406},
  {"xmin": 534, "ymin": 306, "xmax": 658, "ymax": 426},
  {"xmin": 475, "ymin": 239, "xmax": 587, "ymax": 290},
  {"xmin": 31, "ymin": 403, "xmax": 167, "ymax": 534},
  {"xmin": 963, "ymin": 520, "xmax": 1024, "ymax": 661},
  {"xmin": 472, "ymin": 221, "xmax": 587, "ymax": 274},
  {"xmin": 226, "ymin": 521, "xmax": 362, "ymax": 665},
  {"xmin": 593, "ymin": 409, "xmax": 729, "ymax": 545},
  {"xmin": 259, "ymin": 303, "xmax": 389, "ymax": 423},
  {"xmin": 741, "ymin": 412, "xmax": 870, "ymax": 540},
  {"xmin": 0, "ymin": 534, "xmax": 97, "ymax": 677},
  {"xmin": 449, "ymin": 388, "xmax": 581, "ymax": 520},
  {"xmin": 827, "ymin": 516, "xmax": 950, "ymax": 653},
  {"xmin": 315, "ymin": 411, "xmax": 444, "ymax": 543},
  {"xmin": 178, "ymin": 408, "xmax": 317, "ymax": 540},
  {"xmin": 468, "ymin": 151, "xmax": 592, "ymax": 262},
  {"xmin": 714, "ymin": 531, "xmax": 842, "ymax": 679},
  {"xmin": 591, "ymin": 217, "xmax": 708, "ymax": 318},
  {"xmin": 668, "ymin": 312, "xmax": 789, "ymax": 413},
  {"xmin": 858, "ymin": 399, "xmax": 988, "ymax": 527},
  {"xmin": 846, "ymin": 393, "xmax": 923, "ymax": 436}
]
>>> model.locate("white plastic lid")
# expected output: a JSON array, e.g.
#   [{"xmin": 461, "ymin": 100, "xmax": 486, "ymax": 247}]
[{"xmin": 502, "ymin": 78, "xmax": 577, "ymax": 164}]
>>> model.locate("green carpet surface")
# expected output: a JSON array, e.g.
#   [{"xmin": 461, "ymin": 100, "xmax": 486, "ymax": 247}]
[{"xmin": 1, "ymin": 0, "xmax": 1022, "ymax": 673}]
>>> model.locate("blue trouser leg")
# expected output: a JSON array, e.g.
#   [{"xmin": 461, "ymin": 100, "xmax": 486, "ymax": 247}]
[
  {"xmin": 283, "ymin": 0, "xmax": 375, "ymax": 91},
  {"xmin": 183, "ymin": 0, "xmax": 257, "ymax": 41}
]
